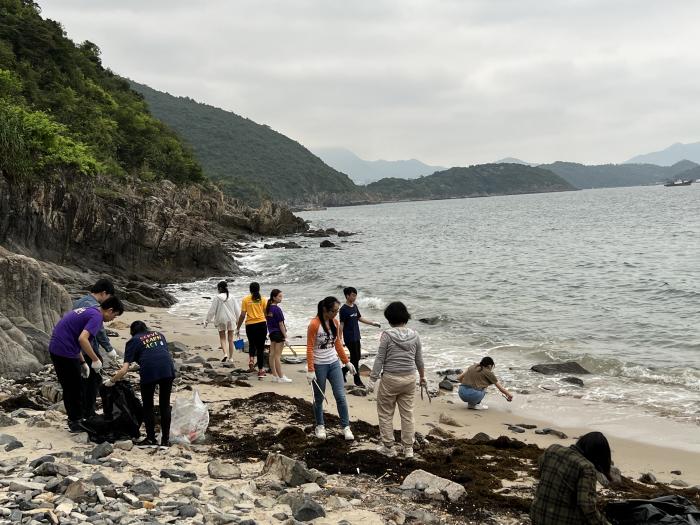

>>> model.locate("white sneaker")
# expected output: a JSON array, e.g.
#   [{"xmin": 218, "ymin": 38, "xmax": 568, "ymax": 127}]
[
  {"xmin": 376, "ymin": 445, "xmax": 397, "ymax": 457},
  {"xmin": 343, "ymin": 426, "xmax": 354, "ymax": 441},
  {"xmin": 271, "ymin": 376, "xmax": 280, "ymax": 383},
  {"xmin": 279, "ymin": 376, "xmax": 293, "ymax": 383},
  {"xmin": 468, "ymin": 403, "xmax": 489, "ymax": 410},
  {"xmin": 314, "ymin": 425, "xmax": 327, "ymax": 440},
  {"xmin": 403, "ymin": 447, "xmax": 414, "ymax": 458}
]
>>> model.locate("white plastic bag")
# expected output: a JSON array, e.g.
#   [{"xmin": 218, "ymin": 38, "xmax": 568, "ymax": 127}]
[{"xmin": 169, "ymin": 389, "xmax": 209, "ymax": 445}]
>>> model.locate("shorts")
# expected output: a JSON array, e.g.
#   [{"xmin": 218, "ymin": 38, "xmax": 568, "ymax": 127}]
[
  {"xmin": 216, "ymin": 322, "xmax": 234, "ymax": 332},
  {"xmin": 269, "ymin": 331, "xmax": 285, "ymax": 343}
]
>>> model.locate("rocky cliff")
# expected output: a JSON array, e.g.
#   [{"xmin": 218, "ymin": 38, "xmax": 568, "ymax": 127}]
[
  {"xmin": 0, "ymin": 172, "xmax": 306, "ymax": 283},
  {"xmin": 0, "ymin": 247, "xmax": 72, "ymax": 378}
]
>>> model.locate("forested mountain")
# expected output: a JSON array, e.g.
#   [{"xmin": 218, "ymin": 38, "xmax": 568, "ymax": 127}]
[
  {"xmin": 366, "ymin": 164, "xmax": 574, "ymax": 200},
  {"xmin": 313, "ymin": 147, "xmax": 444, "ymax": 184},
  {"xmin": 626, "ymin": 142, "xmax": 700, "ymax": 166},
  {"xmin": 130, "ymin": 81, "xmax": 359, "ymax": 204},
  {"xmin": 540, "ymin": 161, "xmax": 697, "ymax": 189},
  {"xmin": 0, "ymin": 0, "xmax": 202, "ymax": 183}
]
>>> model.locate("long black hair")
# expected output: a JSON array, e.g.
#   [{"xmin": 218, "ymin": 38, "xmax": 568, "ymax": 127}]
[
  {"xmin": 477, "ymin": 356, "xmax": 495, "ymax": 370},
  {"xmin": 316, "ymin": 296, "xmax": 340, "ymax": 338},
  {"xmin": 574, "ymin": 432, "xmax": 612, "ymax": 479},
  {"xmin": 266, "ymin": 289, "xmax": 281, "ymax": 316},
  {"xmin": 217, "ymin": 280, "xmax": 229, "ymax": 300},
  {"xmin": 250, "ymin": 282, "xmax": 261, "ymax": 302}
]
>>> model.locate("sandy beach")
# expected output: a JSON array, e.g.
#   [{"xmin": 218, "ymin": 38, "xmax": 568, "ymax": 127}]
[{"xmin": 118, "ymin": 306, "xmax": 700, "ymax": 486}]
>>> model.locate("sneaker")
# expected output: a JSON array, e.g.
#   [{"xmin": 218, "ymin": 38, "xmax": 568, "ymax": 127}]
[
  {"xmin": 343, "ymin": 426, "xmax": 354, "ymax": 441},
  {"xmin": 279, "ymin": 376, "xmax": 293, "ymax": 383},
  {"xmin": 314, "ymin": 425, "xmax": 327, "ymax": 440},
  {"xmin": 258, "ymin": 369, "xmax": 266, "ymax": 378},
  {"xmin": 403, "ymin": 447, "xmax": 414, "ymax": 459},
  {"xmin": 376, "ymin": 445, "xmax": 397, "ymax": 457},
  {"xmin": 136, "ymin": 437, "xmax": 158, "ymax": 447},
  {"xmin": 271, "ymin": 376, "xmax": 279, "ymax": 383},
  {"xmin": 467, "ymin": 403, "xmax": 489, "ymax": 410}
]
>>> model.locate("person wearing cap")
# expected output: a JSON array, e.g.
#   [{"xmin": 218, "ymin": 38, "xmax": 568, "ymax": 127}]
[
  {"xmin": 48, "ymin": 296, "xmax": 124, "ymax": 432},
  {"xmin": 73, "ymin": 278, "xmax": 121, "ymax": 418}
]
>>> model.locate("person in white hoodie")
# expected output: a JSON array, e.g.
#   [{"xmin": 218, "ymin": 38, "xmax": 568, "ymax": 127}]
[
  {"xmin": 367, "ymin": 301, "xmax": 425, "ymax": 458},
  {"xmin": 204, "ymin": 281, "xmax": 241, "ymax": 362}
]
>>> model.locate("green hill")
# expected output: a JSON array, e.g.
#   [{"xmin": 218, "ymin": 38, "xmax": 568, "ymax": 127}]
[
  {"xmin": 0, "ymin": 0, "xmax": 202, "ymax": 183},
  {"xmin": 366, "ymin": 163, "xmax": 575, "ymax": 200},
  {"xmin": 129, "ymin": 81, "xmax": 358, "ymax": 204},
  {"xmin": 540, "ymin": 161, "xmax": 697, "ymax": 189}
]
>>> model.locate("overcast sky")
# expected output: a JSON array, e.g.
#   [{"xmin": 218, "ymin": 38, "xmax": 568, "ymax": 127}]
[{"xmin": 40, "ymin": 0, "xmax": 700, "ymax": 167}]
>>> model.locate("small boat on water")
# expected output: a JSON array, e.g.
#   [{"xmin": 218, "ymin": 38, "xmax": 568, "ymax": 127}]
[{"xmin": 664, "ymin": 179, "xmax": 693, "ymax": 187}]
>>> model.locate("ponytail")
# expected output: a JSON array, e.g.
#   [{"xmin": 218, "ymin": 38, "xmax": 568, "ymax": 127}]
[
  {"xmin": 317, "ymin": 296, "xmax": 339, "ymax": 338},
  {"xmin": 266, "ymin": 289, "xmax": 281, "ymax": 316},
  {"xmin": 477, "ymin": 356, "xmax": 495, "ymax": 371},
  {"xmin": 250, "ymin": 282, "xmax": 261, "ymax": 302},
  {"xmin": 217, "ymin": 280, "xmax": 229, "ymax": 300}
]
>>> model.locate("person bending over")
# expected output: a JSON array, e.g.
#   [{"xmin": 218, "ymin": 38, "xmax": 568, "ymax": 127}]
[
  {"xmin": 48, "ymin": 296, "xmax": 124, "ymax": 432},
  {"xmin": 106, "ymin": 321, "xmax": 176, "ymax": 447},
  {"xmin": 306, "ymin": 296, "xmax": 356, "ymax": 441},
  {"xmin": 457, "ymin": 356, "xmax": 513, "ymax": 410},
  {"xmin": 367, "ymin": 301, "xmax": 425, "ymax": 458},
  {"xmin": 531, "ymin": 432, "xmax": 612, "ymax": 525}
]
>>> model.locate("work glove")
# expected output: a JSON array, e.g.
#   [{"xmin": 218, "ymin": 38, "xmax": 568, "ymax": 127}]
[
  {"xmin": 105, "ymin": 349, "xmax": 119, "ymax": 365},
  {"xmin": 345, "ymin": 362, "xmax": 357, "ymax": 376},
  {"xmin": 104, "ymin": 379, "xmax": 115, "ymax": 387},
  {"xmin": 306, "ymin": 371, "xmax": 316, "ymax": 385},
  {"xmin": 366, "ymin": 380, "xmax": 375, "ymax": 393},
  {"xmin": 91, "ymin": 359, "xmax": 103, "ymax": 373},
  {"xmin": 80, "ymin": 362, "xmax": 90, "ymax": 379}
]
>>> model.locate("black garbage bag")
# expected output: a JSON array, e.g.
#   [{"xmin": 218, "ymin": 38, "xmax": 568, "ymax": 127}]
[
  {"xmin": 606, "ymin": 495, "xmax": 700, "ymax": 525},
  {"xmin": 80, "ymin": 382, "xmax": 143, "ymax": 443}
]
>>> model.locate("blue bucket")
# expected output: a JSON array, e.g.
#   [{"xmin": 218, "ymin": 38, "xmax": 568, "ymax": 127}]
[{"xmin": 234, "ymin": 338, "xmax": 245, "ymax": 351}]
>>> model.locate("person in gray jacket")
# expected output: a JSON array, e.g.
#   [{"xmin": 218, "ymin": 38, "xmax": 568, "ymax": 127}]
[
  {"xmin": 368, "ymin": 301, "xmax": 425, "ymax": 458},
  {"xmin": 73, "ymin": 278, "xmax": 120, "ymax": 418}
]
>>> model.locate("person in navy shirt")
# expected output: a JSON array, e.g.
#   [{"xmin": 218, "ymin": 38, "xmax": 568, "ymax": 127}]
[
  {"xmin": 339, "ymin": 287, "xmax": 381, "ymax": 387},
  {"xmin": 106, "ymin": 321, "xmax": 176, "ymax": 447}
]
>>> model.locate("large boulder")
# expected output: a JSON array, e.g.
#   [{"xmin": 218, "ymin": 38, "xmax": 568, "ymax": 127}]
[
  {"xmin": 531, "ymin": 362, "xmax": 591, "ymax": 375},
  {"xmin": 262, "ymin": 453, "xmax": 326, "ymax": 487},
  {"xmin": 400, "ymin": 469, "xmax": 466, "ymax": 502}
]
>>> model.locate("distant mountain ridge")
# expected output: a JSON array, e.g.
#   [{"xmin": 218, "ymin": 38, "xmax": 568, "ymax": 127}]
[
  {"xmin": 314, "ymin": 147, "xmax": 444, "ymax": 184},
  {"xmin": 540, "ymin": 161, "xmax": 697, "ymax": 189},
  {"xmin": 366, "ymin": 163, "xmax": 575, "ymax": 200},
  {"xmin": 130, "ymin": 82, "xmax": 359, "ymax": 205},
  {"xmin": 626, "ymin": 142, "xmax": 700, "ymax": 166}
]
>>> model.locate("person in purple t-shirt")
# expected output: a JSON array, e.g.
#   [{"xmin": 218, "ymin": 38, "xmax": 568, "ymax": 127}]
[
  {"xmin": 265, "ymin": 289, "xmax": 290, "ymax": 383},
  {"xmin": 48, "ymin": 296, "xmax": 124, "ymax": 432}
]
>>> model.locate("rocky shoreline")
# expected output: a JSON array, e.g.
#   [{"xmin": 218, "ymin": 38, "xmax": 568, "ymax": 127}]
[{"xmin": 2, "ymin": 324, "xmax": 699, "ymax": 525}]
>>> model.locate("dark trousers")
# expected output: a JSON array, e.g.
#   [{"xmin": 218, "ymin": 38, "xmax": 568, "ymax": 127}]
[
  {"xmin": 141, "ymin": 377, "xmax": 173, "ymax": 443},
  {"xmin": 50, "ymin": 353, "xmax": 82, "ymax": 422},
  {"xmin": 246, "ymin": 322, "xmax": 268, "ymax": 370},
  {"xmin": 81, "ymin": 358, "xmax": 102, "ymax": 419},
  {"xmin": 343, "ymin": 340, "xmax": 363, "ymax": 385}
]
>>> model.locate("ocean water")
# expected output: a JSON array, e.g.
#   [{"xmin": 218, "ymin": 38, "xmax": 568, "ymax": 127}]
[{"xmin": 168, "ymin": 185, "xmax": 700, "ymax": 430}]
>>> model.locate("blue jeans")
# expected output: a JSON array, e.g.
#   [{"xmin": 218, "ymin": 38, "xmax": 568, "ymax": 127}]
[
  {"xmin": 312, "ymin": 360, "xmax": 349, "ymax": 428},
  {"xmin": 458, "ymin": 385, "xmax": 486, "ymax": 406}
]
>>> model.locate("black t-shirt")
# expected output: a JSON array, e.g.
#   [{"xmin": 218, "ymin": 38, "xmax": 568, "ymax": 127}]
[
  {"xmin": 124, "ymin": 331, "xmax": 176, "ymax": 384},
  {"xmin": 340, "ymin": 304, "xmax": 362, "ymax": 343}
]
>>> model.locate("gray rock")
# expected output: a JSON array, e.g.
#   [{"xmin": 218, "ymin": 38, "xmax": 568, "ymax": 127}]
[
  {"xmin": 178, "ymin": 504, "xmax": 198, "ymax": 518},
  {"xmin": 168, "ymin": 341, "xmax": 189, "ymax": 354},
  {"xmin": 0, "ymin": 433, "xmax": 18, "ymax": 445},
  {"xmin": 114, "ymin": 440, "xmax": 133, "ymax": 451},
  {"xmin": 0, "ymin": 414, "xmax": 17, "ymax": 427},
  {"xmin": 535, "ymin": 428, "xmax": 568, "ymax": 439},
  {"xmin": 29, "ymin": 455, "xmax": 55, "ymax": 468},
  {"xmin": 400, "ymin": 469, "xmax": 466, "ymax": 503},
  {"xmin": 89, "ymin": 472, "xmax": 113, "ymax": 487},
  {"xmin": 160, "ymin": 469, "xmax": 197, "ymax": 482},
  {"xmin": 34, "ymin": 461, "xmax": 79, "ymax": 477},
  {"xmin": 516, "ymin": 423, "xmax": 537, "ymax": 429},
  {"xmin": 671, "ymin": 470, "xmax": 682, "ymax": 475},
  {"xmin": 291, "ymin": 497, "xmax": 326, "ymax": 522},
  {"xmin": 319, "ymin": 240, "xmax": 336, "ymax": 248},
  {"xmin": 406, "ymin": 509, "xmax": 440, "ymax": 524},
  {"xmin": 438, "ymin": 412, "xmax": 462, "ymax": 427},
  {"xmin": 120, "ymin": 492, "xmax": 141, "ymax": 507},
  {"xmin": 130, "ymin": 478, "xmax": 160, "ymax": 496},
  {"xmin": 639, "ymin": 472, "xmax": 657, "ymax": 484},
  {"xmin": 418, "ymin": 317, "xmax": 441, "ymax": 325},
  {"xmin": 262, "ymin": 453, "xmax": 325, "ymax": 487},
  {"xmin": 173, "ymin": 485, "xmax": 200, "ymax": 498},
  {"xmin": 64, "ymin": 480, "xmax": 91, "ymax": 503},
  {"xmin": 386, "ymin": 507, "xmax": 406, "ymax": 525},
  {"xmin": 40, "ymin": 383, "xmax": 63, "ymax": 403},
  {"xmin": 562, "ymin": 376, "xmax": 585, "ymax": 387},
  {"xmin": 670, "ymin": 479, "xmax": 689, "ymax": 487},
  {"xmin": 8, "ymin": 480, "xmax": 45, "ymax": 491},
  {"xmin": 5, "ymin": 439, "xmax": 23, "ymax": 451},
  {"xmin": 438, "ymin": 379, "xmax": 454, "ymax": 391},
  {"xmin": 531, "ymin": 362, "xmax": 591, "ymax": 375},
  {"xmin": 508, "ymin": 425, "xmax": 526, "ymax": 434},
  {"xmin": 273, "ymin": 513, "xmax": 289, "ymax": 521},
  {"xmin": 207, "ymin": 460, "xmax": 242, "ymax": 480},
  {"xmin": 90, "ymin": 442, "xmax": 114, "ymax": 459}
]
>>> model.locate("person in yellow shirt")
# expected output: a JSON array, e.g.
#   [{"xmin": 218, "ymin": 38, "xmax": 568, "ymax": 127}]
[{"xmin": 236, "ymin": 282, "xmax": 268, "ymax": 377}]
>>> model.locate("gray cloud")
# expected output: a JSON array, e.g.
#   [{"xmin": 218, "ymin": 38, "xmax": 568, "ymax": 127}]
[{"xmin": 39, "ymin": 0, "xmax": 700, "ymax": 166}]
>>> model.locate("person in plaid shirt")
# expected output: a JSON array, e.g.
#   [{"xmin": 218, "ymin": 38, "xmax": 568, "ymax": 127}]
[{"xmin": 531, "ymin": 432, "xmax": 612, "ymax": 525}]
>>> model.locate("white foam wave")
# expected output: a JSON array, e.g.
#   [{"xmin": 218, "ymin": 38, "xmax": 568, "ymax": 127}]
[{"xmin": 356, "ymin": 296, "xmax": 386, "ymax": 310}]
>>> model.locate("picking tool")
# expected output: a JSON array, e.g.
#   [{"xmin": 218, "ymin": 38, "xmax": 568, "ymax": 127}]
[{"xmin": 420, "ymin": 382, "xmax": 432, "ymax": 403}]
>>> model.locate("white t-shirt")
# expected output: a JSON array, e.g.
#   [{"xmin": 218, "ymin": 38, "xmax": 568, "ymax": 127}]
[{"xmin": 314, "ymin": 323, "xmax": 340, "ymax": 366}]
